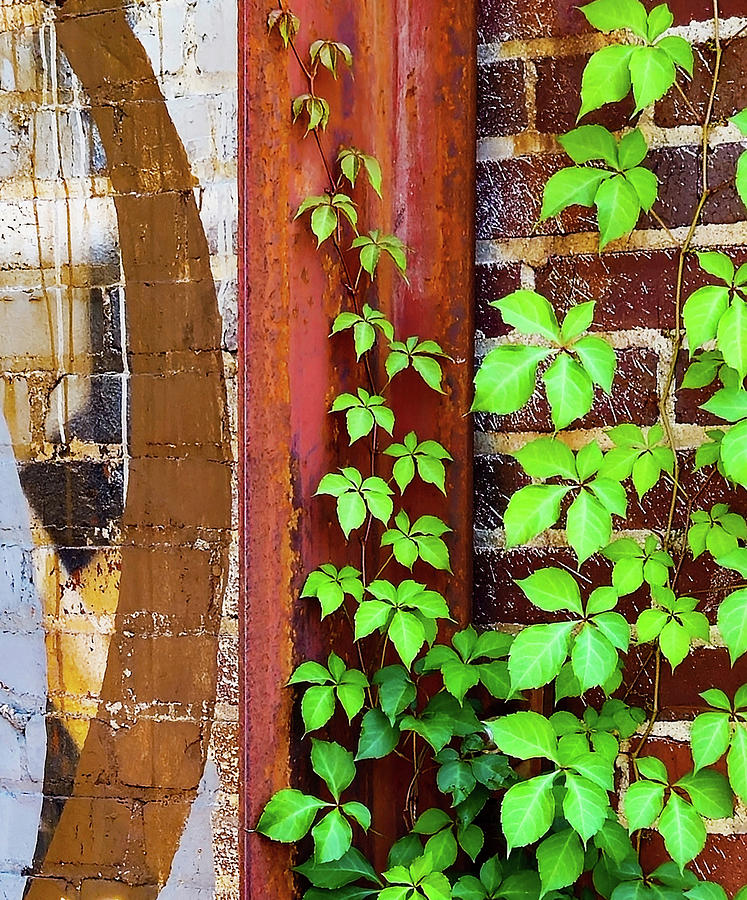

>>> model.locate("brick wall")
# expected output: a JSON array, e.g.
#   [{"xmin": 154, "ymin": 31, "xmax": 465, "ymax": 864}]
[
  {"xmin": 475, "ymin": 1, "xmax": 747, "ymax": 883},
  {"xmin": 0, "ymin": 0, "xmax": 237, "ymax": 896}
]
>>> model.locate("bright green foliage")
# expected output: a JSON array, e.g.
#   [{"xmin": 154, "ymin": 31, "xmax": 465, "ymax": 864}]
[
  {"xmin": 381, "ymin": 511, "xmax": 452, "ymax": 571},
  {"xmin": 421, "ymin": 627, "xmax": 513, "ymax": 703},
  {"xmin": 386, "ymin": 336, "xmax": 448, "ymax": 393},
  {"xmin": 317, "ymin": 467, "xmax": 394, "ymax": 536},
  {"xmin": 636, "ymin": 587, "xmax": 709, "ymax": 670},
  {"xmin": 290, "ymin": 653, "xmax": 369, "ymax": 731},
  {"xmin": 599, "ymin": 423, "xmax": 675, "ymax": 499},
  {"xmin": 296, "ymin": 192, "xmax": 357, "ymax": 242},
  {"xmin": 384, "ymin": 431, "xmax": 452, "ymax": 494},
  {"xmin": 352, "ymin": 230, "xmax": 407, "ymax": 278},
  {"xmin": 603, "ymin": 534, "xmax": 674, "ymax": 595},
  {"xmin": 332, "ymin": 388, "xmax": 395, "ymax": 443},
  {"xmin": 302, "ymin": 564, "xmax": 364, "ymax": 617},
  {"xmin": 579, "ymin": 0, "xmax": 692, "ymax": 117},
  {"xmin": 332, "ymin": 303, "xmax": 394, "ymax": 359},
  {"xmin": 733, "ymin": 110, "xmax": 747, "ymax": 207},
  {"xmin": 542, "ymin": 126, "xmax": 658, "ymax": 248},
  {"xmin": 473, "ymin": 293, "xmax": 615, "ymax": 423},
  {"xmin": 505, "ymin": 437, "xmax": 626, "ymax": 561},
  {"xmin": 354, "ymin": 579, "xmax": 450, "ymax": 668},
  {"xmin": 260, "ymin": 12, "xmax": 747, "ymax": 900}
]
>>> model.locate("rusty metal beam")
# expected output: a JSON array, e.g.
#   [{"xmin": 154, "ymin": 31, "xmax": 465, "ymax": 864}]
[{"xmin": 239, "ymin": 0, "xmax": 476, "ymax": 895}]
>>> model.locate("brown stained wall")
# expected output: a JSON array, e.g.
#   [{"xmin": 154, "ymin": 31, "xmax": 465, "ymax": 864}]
[
  {"xmin": 0, "ymin": 0, "xmax": 238, "ymax": 896},
  {"xmin": 475, "ymin": 1, "xmax": 747, "ymax": 885}
]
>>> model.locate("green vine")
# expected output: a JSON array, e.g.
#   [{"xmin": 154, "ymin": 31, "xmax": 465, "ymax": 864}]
[{"xmin": 255, "ymin": 2, "xmax": 747, "ymax": 899}]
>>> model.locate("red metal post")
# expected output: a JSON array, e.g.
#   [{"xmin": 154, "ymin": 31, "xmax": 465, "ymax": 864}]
[{"xmin": 239, "ymin": 1, "xmax": 476, "ymax": 895}]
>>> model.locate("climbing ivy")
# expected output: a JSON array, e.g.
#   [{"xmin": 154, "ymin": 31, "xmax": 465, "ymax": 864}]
[{"xmin": 256, "ymin": 0, "xmax": 747, "ymax": 898}]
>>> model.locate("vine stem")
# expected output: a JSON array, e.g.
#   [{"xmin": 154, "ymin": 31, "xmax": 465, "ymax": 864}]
[{"xmin": 637, "ymin": 1, "xmax": 722, "ymax": 769}]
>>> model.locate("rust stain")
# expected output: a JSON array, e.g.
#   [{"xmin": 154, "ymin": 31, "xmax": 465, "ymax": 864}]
[
  {"xmin": 240, "ymin": 0, "xmax": 476, "ymax": 893},
  {"xmin": 25, "ymin": 0, "xmax": 233, "ymax": 892}
]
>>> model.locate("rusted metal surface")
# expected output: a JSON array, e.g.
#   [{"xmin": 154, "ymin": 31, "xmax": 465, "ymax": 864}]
[{"xmin": 239, "ymin": 0, "xmax": 476, "ymax": 895}]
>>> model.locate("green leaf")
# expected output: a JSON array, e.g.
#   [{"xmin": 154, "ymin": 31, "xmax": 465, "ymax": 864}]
[
  {"xmin": 727, "ymin": 724, "xmax": 747, "ymax": 803},
  {"xmin": 572, "ymin": 623, "xmax": 619, "ymax": 691},
  {"xmin": 677, "ymin": 769, "xmax": 733, "ymax": 819},
  {"xmin": 504, "ymin": 484, "xmax": 570, "ymax": 547},
  {"xmin": 514, "ymin": 437, "xmax": 577, "ymax": 480},
  {"xmin": 625, "ymin": 167, "xmax": 658, "ymax": 212},
  {"xmin": 412, "ymin": 355, "xmax": 444, "ymax": 393},
  {"xmin": 736, "ymin": 150, "xmax": 747, "ymax": 208},
  {"xmin": 302, "ymin": 686, "xmax": 337, "ymax": 733},
  {"xmin": 593, "ymin": 612, "xmax": 631, "ymax": 652},
  {"xmin": 567, "ymin": 489, "xmax": 612, "ymax": 564},
  {"xmin": 589, "ymin": 478, "xmax": 627, "ymax": 517},
  {"xmin": 493, "ymin": 290, "xmax": 561, "ymax": 341},
  {"xmin": 618, "ymin": 129, "xmax": 648, "ymax": 170},
  {"xmin": 311, "ymin": 204, "xmax": 338, "ymax": 246},
  {"xmin": 574, "ymin": 336, "xmax": 617, "ymax": 393},
  {"xmin": 509, "ymin": 622, "xmax": 574, "ymax": 691},
  {"xmin": 647, "ymin": 3, "xmax": 674, "ymax": 41},
  {"xmin": 490, "ymin": 711, "xmax": 559, "ymax": 761},
  {"xmin": 658, "ymin": 35, "xmax": 694, "ymax": 75},
  {"xmin": 541, "ymin": 167, "xmax": 611, "ymax": 218},
  {"xmin": 313, "ymin": 808, "xmax": 353, "ymax": 864},
  {"xmin": 596, "ymin": 174, "xmax": 641, "ymax": 249},
  {"xmin": 624, "ymin": 780, "xmax": 665, "ymax": 831},
  {"xmin": 537, "ymin": 829, "xmax": 584, "ymax": 895},
  {"xmin": 717, "ymin": 296, "xmax": 747, "ymax": 378},
  {"xmin": 659, "ymin": 619, "xmax": 692, "ymax": 670},
  {"xmin": 702, "ymin": 388, "xmax": 747, "ymax": 422},
  {"xmin": 637, "ymin": 757, "xmax": 668, "ymax": 783},
  {"xmin": 517, "ymin": 567, "xmax": 583, "ymax": 615},
  {"xmin": 658, "ymin": 793, "xmax": 706, "ymax": 870},
  {"xmin": 337, "ymin": 492, "xmax": 367, "ymax": 538},
  {"xmin": 544, "ymin": 352, "xmax": 595, "ymax": 429},
  {"xmin": 373, "ymin": 666, "xmax": 416, "ymax": 722},
  {"xmin": 579, "ymin": 45, "xmax": 635, "ymax": 119},
  {"xmin": 564, "ymin": 772, "xmax": 609, "ymax": 841},
  {"xmin": 296, "ymin": 846, "xmax": 380, "ymax": 889},
  {"xmin": 717, "ymin": 588, "xmax": 747, "ymax": 664},
  {"xmin": 311, "ymin": 739, "xmax": 356, "ymax": 802},
  {"xmin": 629, "ymin": 46, "xmax": 676, "ymax": 112},
  {"xmin": 721, "ymin": 419, "xmax": 747, "ymax": 487},
  {"xmin": 388, "ymin": 610, "xmax": 426, "ymax": 670},
  {"xmin": 442, "ymin": 660, "xmax": 481, "ymax": 703},
  {"xmin": 473, "ymin": 345, "xmax": 550, "ymax": 413},
  {"xmin": 357, "ymin": 708, "xmax": 399, "ymax": 760},
  {"xmin": 341, "ymin": 801, "xmax": 372, "ymax": 831},
  {"xmin": 501, "ymin": 772, "xmax": 557, "ymax": 852},
  {"xmin": 560, "ymin": 126, "xmax": 619, "ymax": 167},
  {"xmin": 580, "ymin": 0, "xmax": 648, "ymax": 37},
  {"xmin": 257, "ymin": 789, "xmax": 327, "ymax": 841},
  {"xmin": 437, "ymin": 758, "xmax": 477, "ymax": 805},
  {"xmin": 561, "ymin": 301, "xmax": 597, "ymax": 342},
  {"xmin": 684, "ymin": 286, "xmax": 731, "ymax": 351},
  {"xmin": 698, "ymin": 251, "xmax": 735, "ymax": 283}
]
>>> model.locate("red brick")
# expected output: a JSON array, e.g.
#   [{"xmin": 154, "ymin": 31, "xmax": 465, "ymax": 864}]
[
  {"xmin": 535, "ymin": 250, "xmax": 679, "ymax": 330},
  {"xmin": 473, "ymin": 545, "xmax": 614, "ymax": 626},
  {"xmin": 474, "ymin": 454, "xmax": 529, "ymax": 530},
  {"xmin": 478, "ymin": 60, "xmax": 529, "ymax": 138},
  {"xmin": 667, "ymin": 0, "xmax": 747, "ymax": 26},
  {"xmin": 478, "ymin": 0, "xmax": 586, "ymax": 43},
  {"xmin": 535, "ymin": 54, "xmax": 634, "ymax": 135},
  {"xmin": 476, "ymin": 262, "xmax": 522, "ymax": 336},
  {"xmin": 474, "ymin": 347, "xmax": 659, "ymax": 434},
  {"xmin": 703, "ymin": 141, "xmax": 747, "ymax": 226},
  {"xmin": 645, "ymin": 146, "xmax": 702, "ymax": 230}
]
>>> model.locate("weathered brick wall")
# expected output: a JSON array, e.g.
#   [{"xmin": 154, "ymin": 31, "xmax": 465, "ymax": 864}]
[
  {"xmin": 475, "ymin": 1, "xmax": 747, "ymax": 884},
  {"xmin": 0, "ymin": 0, "xmax": 237, "ymax": 896}
]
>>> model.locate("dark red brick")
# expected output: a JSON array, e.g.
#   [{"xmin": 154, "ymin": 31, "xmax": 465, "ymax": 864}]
[
  {"xmin": 474, "ymin": 347, "xmax": 659, "ymax": 434},
  {"xmin": 478, "ymin": 60, "xmax": 528, "ymax": 138},
  {"xmin": 535, "ymin": 250, "xmax": 679, "ymax": 330},
  {"xmin": 535, "ymin": 54, "xmax": 635, "ymax": 135},
  {"xmin": 645, "ymin": 146, "xmax": 703, "ymax": 230},
  {"xmin": 473, "ymin": 546, "xmax": 614, "ymax": 626},
  {"xmin": 478, "ymin": 0, "xmax": 586, "ymax": 43},
  {"xmin": 668, "ymin": 0, "xmax": 747, "ymax": 26},
  {"xmin": 474, "ymin": 454, "xmax": 529, "ymax": 531},
  {"xmin": 703, "ymin": 141, "xmax": 747, "ymax": 225},
  {"xmin": 476, "ymin": 262, "xmax": 522, "ymax": 336}
]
